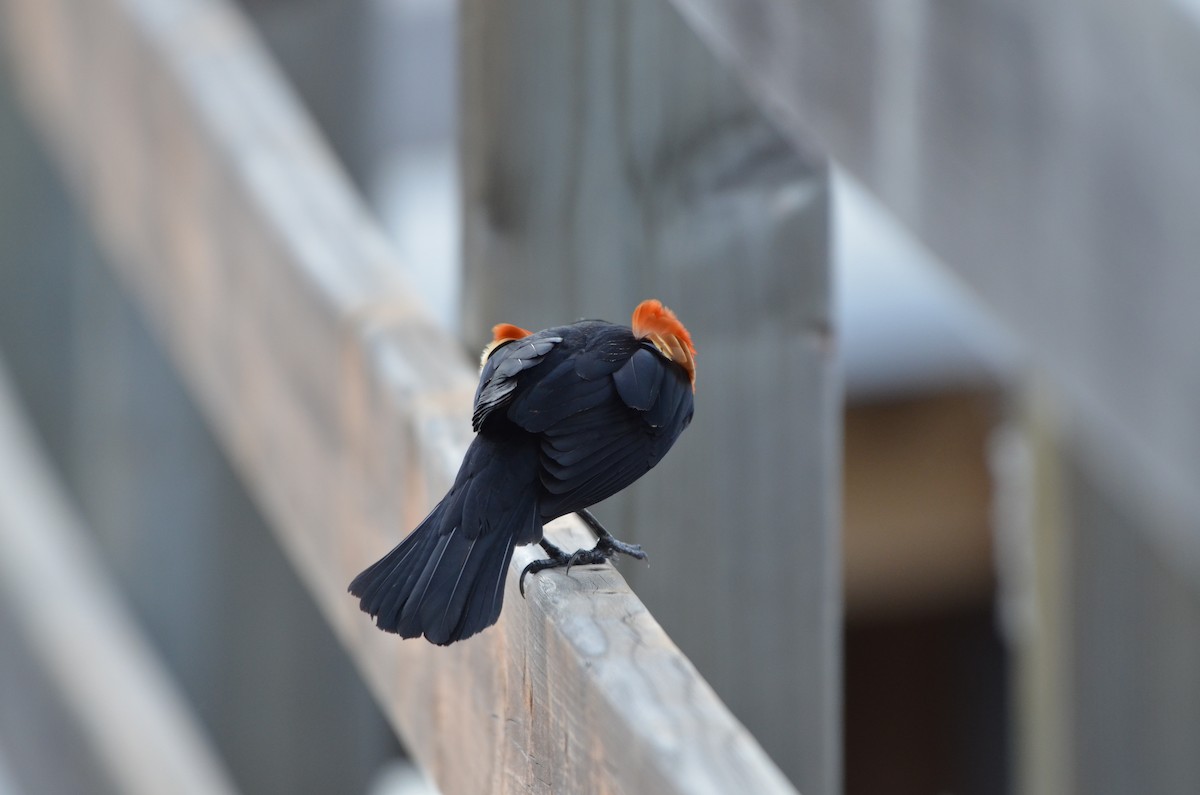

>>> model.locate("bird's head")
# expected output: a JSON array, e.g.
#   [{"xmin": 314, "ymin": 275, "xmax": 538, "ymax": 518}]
[
  {"xmin": 480, "ymin": 323, "xmax": 532, "ymax": 368},
  {"xmin": 632, "ymin": 299, "xmax": 696, "ymax": 390}
]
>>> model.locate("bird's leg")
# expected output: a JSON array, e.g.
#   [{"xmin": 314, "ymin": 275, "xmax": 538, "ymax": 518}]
[
  {"xmin": 575, "ymin": 508, "xmax": 647, "ymax": 563},
  {"xmin": 519, "ymin": 511, "xmax": 648, "ymax": 596}
]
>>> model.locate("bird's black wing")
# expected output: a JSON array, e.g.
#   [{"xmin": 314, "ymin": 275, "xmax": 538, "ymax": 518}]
[
  {"xmin": 533, "ymin": 343, "xmax": 694, "ymax": 520},
  {"xmin": 472, "ymin": 332, "xmax": 562, "ymax": 431},
  {"xmin": 503, "ymin": 326, "xmax": 640, "ymax": 433}
]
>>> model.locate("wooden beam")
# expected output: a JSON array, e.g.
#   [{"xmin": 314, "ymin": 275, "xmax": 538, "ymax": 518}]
[
  {"xmin": 0, "ymin": 0, "xmax": 795, "ymax": 792},
  {"xmin": 0, "ymin": 360, "xmax": 238, "ymax": 795},
  {"xmin": 460, "ymin": 3, "xmax": 839, "ymax": 792}
]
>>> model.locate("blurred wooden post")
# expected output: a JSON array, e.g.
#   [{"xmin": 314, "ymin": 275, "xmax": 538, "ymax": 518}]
[
  {"xmin": 1062, "ymin": 466, "xmax": 1200, "ymax": 794},
  {"xmin": 461, "ymin": 3, "xmax": 839, "ymax": 792}
]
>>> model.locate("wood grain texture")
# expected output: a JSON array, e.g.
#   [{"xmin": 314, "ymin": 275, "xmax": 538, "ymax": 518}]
[
  {"xmin": 0, "ymin": 359, "xmax": 238, "ymax": 795},
  {"xmin": 0, "ymin": 0, "xmax": 794, "ymax": 792},
  {"xmin": 461, "ymin": 3, "xmax": 838, "ymax": 792}
]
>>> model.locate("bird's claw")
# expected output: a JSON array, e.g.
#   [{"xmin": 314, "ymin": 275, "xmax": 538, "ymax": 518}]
[
  {"xmin": 519, "ymin": 535, "xmax": 647, "ymax": 597},
  {"xmin": 520, "ymin": 546, "xmax": 570, "ymax": 597}
]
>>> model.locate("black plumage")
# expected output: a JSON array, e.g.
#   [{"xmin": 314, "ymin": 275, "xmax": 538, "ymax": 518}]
[{"xmin": 348, "ymin": 316, "xmax": 694, "ymax": 645}]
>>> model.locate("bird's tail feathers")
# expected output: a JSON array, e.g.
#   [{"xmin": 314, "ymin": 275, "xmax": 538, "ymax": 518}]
[{"xmin": 348, "ymin": 494, "xmax": 530, "ymax": 645}]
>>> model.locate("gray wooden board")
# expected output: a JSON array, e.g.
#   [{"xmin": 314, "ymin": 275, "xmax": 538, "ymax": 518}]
[
  {"xmin": 0, "ymin": 0, "xmax": 795, "ymax": 791},
  {"xmin": 461, "ymin": 2, "xmax": 839, "ymax": 792},
  {"xmin": 0, "ymin": 597, "xmax": 124, "ymax": 795},
  {"xmin": 665, "ymin": 0, "xmax": 1200, "ymax": 574},
  {"xmin": 0, "ymin": 359, "xmax": 238, "ymax": 795},
  {"xmin": 1066, "ymin": 450, "xmax": 1200, "ymax": 795}
]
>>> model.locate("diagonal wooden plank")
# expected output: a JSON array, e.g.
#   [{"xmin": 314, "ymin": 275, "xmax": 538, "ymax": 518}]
[
  {"xmin": 0, "ymin": 358, "xmax": 239, "ymax": 795},
  {"xmin": 0, "ymin": 0, "xmax": 796, "ymax": 792}
]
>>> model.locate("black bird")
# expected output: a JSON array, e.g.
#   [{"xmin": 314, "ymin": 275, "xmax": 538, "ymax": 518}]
[{"xmin": 348, "ymin": 299, "xmax": 696, "ymax": 645}]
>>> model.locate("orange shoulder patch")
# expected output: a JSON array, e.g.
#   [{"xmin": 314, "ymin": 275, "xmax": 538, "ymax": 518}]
[
  {"xmin": 491, "ymin": 323, "xmax": 532, "ymax": 343},
  {"xmin": 630, "ymin": 300, "xmax": 696, "ymax": 389},
  {"xmin": 480, "ymin": 323, "xmax": 533, "ymax": 369}
]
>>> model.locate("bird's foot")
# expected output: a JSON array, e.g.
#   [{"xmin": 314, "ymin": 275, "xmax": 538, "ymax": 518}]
[
  {"xmin": 571, "ymin": 507, "xmax": 648, "ymax": 565},
  {"xmin": 578, "ymin": 534, "xmax": 647, "ymax": 567},
  {"xmin": 519, "ymin": 535, "xmax": 647, "ymax": 597}
]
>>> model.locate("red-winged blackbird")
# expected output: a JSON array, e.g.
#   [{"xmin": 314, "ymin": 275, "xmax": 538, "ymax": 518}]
[{"xmin": 348, "ymin": 300, "xmax": 696, "ymax": 645}]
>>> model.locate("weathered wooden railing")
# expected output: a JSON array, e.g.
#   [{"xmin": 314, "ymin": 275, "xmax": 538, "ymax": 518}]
[{"xmin": 0, "ymin": 0, "xmax": 814, "ymax": 792}]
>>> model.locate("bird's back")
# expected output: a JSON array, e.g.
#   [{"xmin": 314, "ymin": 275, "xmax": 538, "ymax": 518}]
[{"xmin": 476, "ymin": 319, "xmax": 693, "ymax": 522}]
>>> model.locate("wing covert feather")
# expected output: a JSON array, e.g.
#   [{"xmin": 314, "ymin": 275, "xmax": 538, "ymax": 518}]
[{"xmin": 472, "ymin": 334, "xmax": 561, "ymax": 431}]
